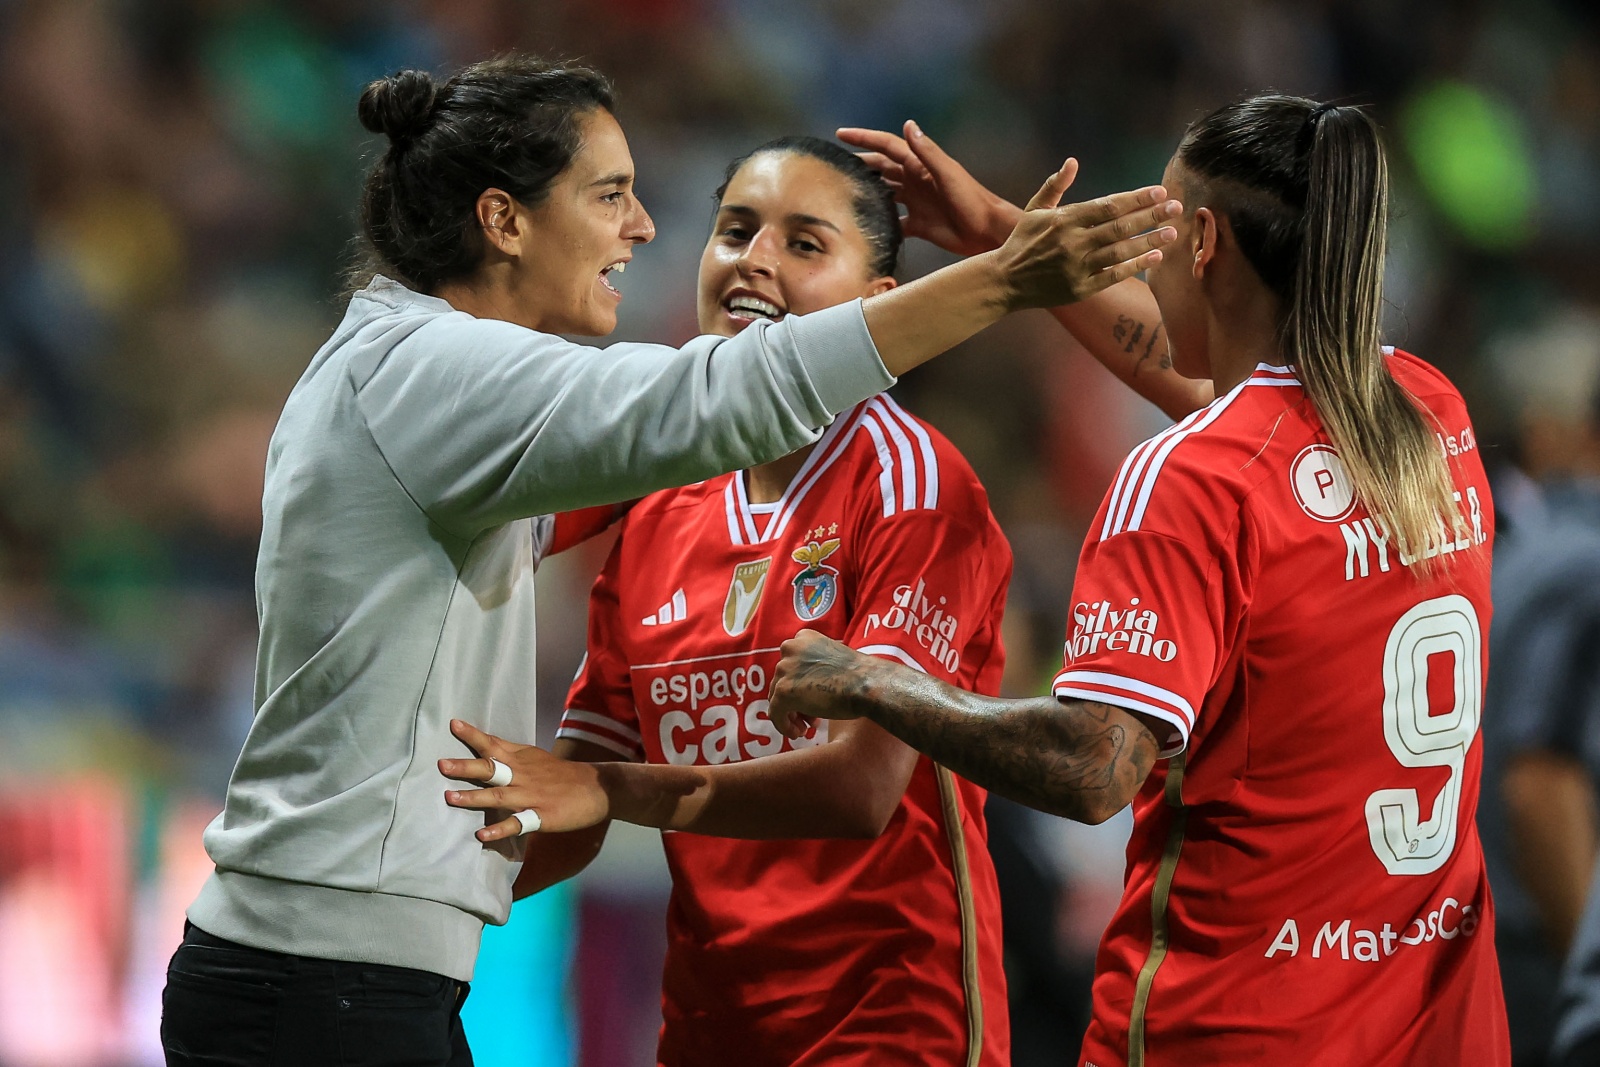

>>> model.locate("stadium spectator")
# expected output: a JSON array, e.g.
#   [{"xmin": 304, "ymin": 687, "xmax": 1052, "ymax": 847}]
[
  {"xmin": 1553, "ymin": 857, "xmax": 1600, "ymax": 1066},
  {"xmin": 1479, "ymin": 313, "xmax": 1600, "ymax": 1067}
]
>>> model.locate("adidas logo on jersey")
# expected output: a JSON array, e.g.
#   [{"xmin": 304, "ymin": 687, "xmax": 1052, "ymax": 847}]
[
  {"xmin": 642, "ymin": 589, "xmax": 687, "ymax": 626},
  {"xmin": 1069, "ymin": 597, "xmax": 1176, "ymax": 662}
]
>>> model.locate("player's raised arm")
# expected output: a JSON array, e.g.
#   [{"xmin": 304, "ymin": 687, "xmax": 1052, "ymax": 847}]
[
  {"xmin": 856, "ymin": 167, "xmax": 1181, "ymax": 375},
  {"xmin": 839, "ymin": 121, "xmax": 1214, "ymax": 421},
  {"xmin": 361, "ymin": 170, "xmax": 1182, "ymax": 533}
]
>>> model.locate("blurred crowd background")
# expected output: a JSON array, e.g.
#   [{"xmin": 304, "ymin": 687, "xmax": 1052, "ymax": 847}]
[{"xmin": 0, "ymin": 0, "xmax": 1597, "ymax": 1064}]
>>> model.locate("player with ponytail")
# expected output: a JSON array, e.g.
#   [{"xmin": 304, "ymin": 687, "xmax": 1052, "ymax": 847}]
[
  {"xmin": 1177, "ymin": 98, "xmax": 1465, "ymax": 566},
  {"xmin": 436, "ymin": 131, "xmax": 1216, "ymax": 1067},
  {"xmin": 768, "ymin": 96, "xmax": 1509, "ymax": 1064}
]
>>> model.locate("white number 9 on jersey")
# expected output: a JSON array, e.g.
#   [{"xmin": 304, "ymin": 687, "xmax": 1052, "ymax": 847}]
[{"xmin": 1365, "ymin": 595, "xmax": 1483, "ymax": 876}]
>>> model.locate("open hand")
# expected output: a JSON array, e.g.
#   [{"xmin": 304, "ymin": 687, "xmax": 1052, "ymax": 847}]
[
  {"xmin": 844, "ymin": 121, "xmax": 1181, "ymax": 309},
  {"xmin": 839, "ymin": 120, "xmax": 1020, "ymax": 256},
  {"xmin": 992, "ymin": 168, "xmax": 1181, "ymax": 312},
  {"xmin": 438, "ymin": 719, "xmax": 610, "ymax": 842},
  {"xmin": 768, "ymin": 629, "xmax": 878, "ymax": 740}
]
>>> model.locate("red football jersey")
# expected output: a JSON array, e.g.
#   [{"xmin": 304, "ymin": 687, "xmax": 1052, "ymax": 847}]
[
  {"xmin": 1056, "ymin": 354, "xmax": 1508, "ymax": 1067},
  {"xmin": 560, "ymin": 396, "xmax": 1013, "ymax": 1067}
]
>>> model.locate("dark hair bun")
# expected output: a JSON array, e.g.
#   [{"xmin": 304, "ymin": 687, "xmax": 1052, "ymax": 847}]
[
  {"xmin": 358, "ymin": 70, "xmax": 438, "ymax": 144},
  {"xmin": 355, "ymin": 57, "xmax": 614, "ymax": 292}
]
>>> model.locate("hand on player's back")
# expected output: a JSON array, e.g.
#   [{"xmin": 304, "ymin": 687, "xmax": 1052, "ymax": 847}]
[{"xmin": 439, "ymin": 719, "xmax": 610, "ymax": 841}]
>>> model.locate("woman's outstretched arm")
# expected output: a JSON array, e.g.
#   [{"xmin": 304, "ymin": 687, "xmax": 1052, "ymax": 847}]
[{"xmin": 839, "ymin": 121, "xmax": 1214, "ymax": 421}]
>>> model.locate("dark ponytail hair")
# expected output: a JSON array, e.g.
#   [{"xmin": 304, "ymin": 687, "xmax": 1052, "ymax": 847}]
[
  {"xmin": 714, "ymin": 135, "xmax": 902, "ymax": 277},
  {"xmin": 1178, "ymin": 94, "xmax": 1462, "ymax": 569},
  {"xmin": 355, "ymin": 57, "xmax": 614, "ymax": 293}
]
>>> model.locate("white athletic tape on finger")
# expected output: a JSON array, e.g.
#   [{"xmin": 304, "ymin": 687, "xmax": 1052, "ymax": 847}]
[
  {"xmin": 485, "ymin": 758, "xmax": 513, "ymax": 788},
  {"xmin": 514, "ymin": 809, "xmax": 542, "ymax": 835}
]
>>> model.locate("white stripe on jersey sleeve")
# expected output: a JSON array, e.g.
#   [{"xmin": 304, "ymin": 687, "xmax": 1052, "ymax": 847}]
[
  {"xmin": 1122, "ymin": 383, "xmax": 1246, "ymax": 535},
  {"xmin": 856, "ymin": 413, "xmax": 900, "ymax": 517},
  {"xmin": 1101, "ymin": 405, "xmax": 1207, "ymax": 540},
  {"xmin": 1053, "ymin": 669, "xmax": 1193, "ymax": 757},
  {"xmin": 1102, "ymin": 365, "xmax": 1306, "ymax": 541},
  {"xmin": 561, "ymin": 708, "xmax": 643, "ymax": 744},
  {"xmin": 867, "ymin": 403, "xmax": 919, "ymax": 510},
  {"xmin": 554, "ymin": 725, "xmax": 641, "ymax": 759},
  {"xmin": 872, "ymin": 396, "xmax": 940, "ymax": 509},
  {"xmin": 1054, "ymin": 669, "xmax": 1196, "ymax": 726},
  {"xmin": 857, "ymin": 643, "xmax": 929, "ymax": 673}
]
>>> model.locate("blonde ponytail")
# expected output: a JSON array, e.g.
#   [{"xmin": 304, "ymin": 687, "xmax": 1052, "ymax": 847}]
[
  {"xmin": 1286, "ymin": 105, "xmax": 1462, "ymax": 567},
  {"xmin": 1180, "ymin": 96, "xmax": 1466, "ymax": 573}
]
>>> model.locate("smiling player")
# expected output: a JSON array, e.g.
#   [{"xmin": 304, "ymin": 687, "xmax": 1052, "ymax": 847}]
[
  {"xmin": 527, "ymin": 136, "xmax": 1014, "ymax": 1067},
  {"xmin": 437, "ymin": 125, "xmax": 1216, "ymax": 1064},
  {"xmin": 437, "ymin": 133, "xmax": 1205, "ymax": 1067}
]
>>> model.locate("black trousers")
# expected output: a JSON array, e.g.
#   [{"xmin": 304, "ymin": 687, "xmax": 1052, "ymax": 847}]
[{"xmin": 161, "ymin": 924, "xmax": 474, "ymax": 1067}]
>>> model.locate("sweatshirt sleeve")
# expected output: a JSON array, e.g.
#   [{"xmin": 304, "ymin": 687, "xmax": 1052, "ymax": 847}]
[{"xmin": 349, "ymin": 299, "xmax": 894, "ymax": 535}]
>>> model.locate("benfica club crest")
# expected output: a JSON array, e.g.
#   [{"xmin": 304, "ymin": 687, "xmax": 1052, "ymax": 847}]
[
  {"xmin": 723, "ymin": 558, "xmax": 772, "ymax": 636},
  {"xmin": 790, "ymin": 537, "xmax": 841, "ymax": 622}
]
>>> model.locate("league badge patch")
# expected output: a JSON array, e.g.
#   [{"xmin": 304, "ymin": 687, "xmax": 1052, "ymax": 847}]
[
  {"xmin": 723, "ymin": 557, "xmax": 772, "ymax": 637},
  {"xmin": 791, "ymin": 536, "xmax": 841, "ymax": 622}
]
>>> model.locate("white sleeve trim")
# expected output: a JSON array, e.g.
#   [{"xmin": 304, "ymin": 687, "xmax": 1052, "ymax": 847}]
[
  {"xmin": 856, "ymin": 643, "xmax": 929, "ymax": 673},
  {"xmin": 1054, "ymin": 669, "xmax": 1196, "ymax": 725},
  {"xmin": 554, "ymin": 725, "xmax": 640, "ymax": 760},
  {"xmin": 560, "ymin": 708, "xmax": 643, "ymax": 744},
  {"xmin": 1053, "ymin": 668, "xmax": 1195, "ymax": 758}
]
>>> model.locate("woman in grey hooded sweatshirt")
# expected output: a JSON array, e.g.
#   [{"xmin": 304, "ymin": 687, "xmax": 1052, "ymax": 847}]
[{"xmin": 160, "ymin": 56, "xmax": 1182, "ymax": 1067}]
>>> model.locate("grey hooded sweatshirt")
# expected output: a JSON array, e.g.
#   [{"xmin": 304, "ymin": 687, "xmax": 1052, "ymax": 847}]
[{"xmin": 187, "ymin": 277, "xmax": 894, "ymax": 980}]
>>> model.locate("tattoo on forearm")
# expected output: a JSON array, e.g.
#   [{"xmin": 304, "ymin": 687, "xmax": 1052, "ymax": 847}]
[
  {"xmin": 1113, "ymin": 313, "xmax": 1143, "ymax": 354},
  {"xmin": 854, "ymin": 664, "xmax": 1159, "ymax": 821},
  {"xmin": 1143, "ymin": 321, "xmax": 1172, "ymax": 370},
  {"xmin": 785, "ymin": 640, "xmax": 878, "ymax": 712},
  {"xmin": 1115, "ymin": 316, "xmax": 1172, "ymax": 373}
]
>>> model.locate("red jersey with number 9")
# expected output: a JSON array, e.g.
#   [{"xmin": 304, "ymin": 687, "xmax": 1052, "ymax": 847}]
[
  {"xmin": 560, "ymin": 396, "xmax": 1012, "ymax": 1067},
  {"xmin": 1056, "ymin": 353, "xmax": 1509, "ymax": 1067}
]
